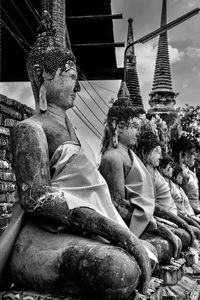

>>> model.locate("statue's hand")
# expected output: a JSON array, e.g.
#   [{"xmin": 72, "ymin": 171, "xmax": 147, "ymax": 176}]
[
  {"xmin": 112, "ymin": 198, "xmax": 132, "ymax": 223},
  {"xmin": 156, "ymin": 221, "xmax": 182, "ymax": 259},
  {"xmin": 146, "ymin": 217, "xmax": 158, "ymax": 232}
]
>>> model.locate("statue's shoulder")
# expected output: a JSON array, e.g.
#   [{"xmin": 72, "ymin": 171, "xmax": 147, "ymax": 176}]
[
  {"xmin": 101, "ymin": 148, "xmax": 125, "ymax": 166},
  {"xmin": 14, "ymin": 116, "xmax": 43, "ymax": 133},
  {"xmin": 13, "ymin": 116, "xmax": 48, "ymax": 150}
]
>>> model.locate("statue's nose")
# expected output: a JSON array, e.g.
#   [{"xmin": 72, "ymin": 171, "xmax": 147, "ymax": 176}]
[{"xmin": 74, "ymin": 79, "xmax": 81, "ymax": 92}]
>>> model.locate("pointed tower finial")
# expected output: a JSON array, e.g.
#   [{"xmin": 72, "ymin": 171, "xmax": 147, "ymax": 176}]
[
  {"xmin": 161, "ymin": 0, "xmax": 167, "ymax": 26},
  {"xmin": 124, "ymin": 19, "xmax": 145, "ymax": 114},
  {"xmin": 107, "ymin": 80, "xmax": 140, "ymax": 125},
  {"xmin": 148, "ymin": 0, "xmax": 178, "ymax": 123},
  {"xmin": 117, "ymin": 81, "xmax": 130, "ymax": 101}
]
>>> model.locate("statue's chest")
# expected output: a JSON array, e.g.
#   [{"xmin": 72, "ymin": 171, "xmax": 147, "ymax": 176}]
[
  {"xmin": 44, "ymin": 123, "xmax": 72, "ymax": 159},
  {"xmin": 122, "ymin": 152, "xmax": 132, "ymax": 178}
]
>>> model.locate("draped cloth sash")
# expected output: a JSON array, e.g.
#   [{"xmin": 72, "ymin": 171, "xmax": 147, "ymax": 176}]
[
  {"xmin": 125, "ymin": 150, "xmax": 155, "ymax": 238},
  {"xmin": 50, "ymin": 129, "xmax": 128, "ymax": 229},
  {"xmin": 50, "ymin": 136, "xmax": 157, "ymax": 262},
  {"xmin": 154, "ymin": 169, "xmax": 177, "ymax": 215}
]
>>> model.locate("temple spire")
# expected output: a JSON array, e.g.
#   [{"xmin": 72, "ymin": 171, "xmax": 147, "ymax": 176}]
[
  {"xmin": 118, "ymin": 81, "xmax": 130, "ymax": 101},
  {"xmin": 148, "ymin": 0, "xmax": 177, "ymax": 121},
  {"xmin": 124, "ymin": 18, "xmax": 144, "ymax": 114}
]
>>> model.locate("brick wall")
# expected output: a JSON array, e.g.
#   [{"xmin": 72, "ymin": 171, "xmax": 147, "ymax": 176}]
[{"xmin": 0, "ymin": 94, "xmax": 34, "ymax": 235}]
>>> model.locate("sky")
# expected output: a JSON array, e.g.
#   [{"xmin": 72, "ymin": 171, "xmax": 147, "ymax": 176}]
[{"xmin": 1, "ymin": 0, "xmax": 200, "ymax": 158}]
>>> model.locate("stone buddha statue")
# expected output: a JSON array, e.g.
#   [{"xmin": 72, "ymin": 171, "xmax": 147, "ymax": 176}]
[
  {"xmin": 99, "ymin": 82, "xmax": 183, "ymax": 264},
  {"xmin": 136, "ymin": 131, "xmax": 195, "ymax": 251},
  {"xmin": 0, "ymin": 11, "xmax": 153, "ymax": 299}
]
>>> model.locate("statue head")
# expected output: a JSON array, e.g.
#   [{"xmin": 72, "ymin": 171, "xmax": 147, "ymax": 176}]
[
  {"xmin": 102, "ymin": 81, "xmax": 140, "ymax": 152},
  {"xmin": 27, "ymin": 10, "xmax": 80, "ymax": 111},
  {"xmin": 137, "ymin": 131, "xmax": 162, "ymax": 167},
  {"xmin": 172, "ymin": 164, "xmax": 183, "ymax": 185},
  {"xmin": 159, "ymin": 155, "xmax": 174, "ymax": 178},
  {"xmin": 182, "ymin": 148, "xmax": 196, "ymax": 169}
]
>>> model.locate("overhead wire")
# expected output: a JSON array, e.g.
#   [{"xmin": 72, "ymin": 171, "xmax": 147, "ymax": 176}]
[
  {"xmin": 10, "ymin": 0, "xmax": 36, "ymax": 37},
  {"xmin": 24, "ymin": 0, "xmax": 41, "ymax": 23},
  {"xmin": 0, "ymin": 19, "xmax": 29, "ymax": 54},
  {"xmin": 76, "ymin": 94, "xmax": 103, "ymax": 135},
  {"xmin": 79, "ymin": 82, "xmax": 107, "ymax": 117},
  {"xmin": 77, "ymin": 67, "xmax": 109, "ymax": 109},
  {"xmin": 87, "ymin": 81, "xmax": 118, "ymax": 94},
  {"xmin": 73, "ymin": 105, "xmax": 102, "ymax": 141},
  {"xmin": 77, "ymin": 92, "xmax": 105, "ymax": 127},
  {"xmin": 2, "ymin": 7, "xmax": 31, "ymax": 48},
  {"xmin": 79, "ymin": 74, "xmax": 118, "ymax": 94}
]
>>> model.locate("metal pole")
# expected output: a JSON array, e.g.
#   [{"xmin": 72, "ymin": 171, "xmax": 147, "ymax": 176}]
[{"xmin": 124, "ymin": 8, "xmax": 200, "ymax": 63}]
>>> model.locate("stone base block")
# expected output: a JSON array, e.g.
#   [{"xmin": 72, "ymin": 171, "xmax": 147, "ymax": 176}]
[
  {"xmin": 156, "ymin": 265, "xmax": 183, "ymax": 286},
  {"xmin": 0, "ymin": 291, "xmax": 84, "ymax": 300},
  {"xmin": 164, "ymin": 275, "xmax": 198, "ymax": 300},
  {"xmin": 192, "ymin": 263, "xmax": 200, "ymax": 275},
  {"xmin": 190, "ymin": 283, "xmax": 200, "ymax": 300},
  {"xmin": 162, "ymin": 286, "xmax": 177, "ymax": 299}
]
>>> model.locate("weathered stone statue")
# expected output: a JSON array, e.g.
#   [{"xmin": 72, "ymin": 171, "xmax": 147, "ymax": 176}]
[
  {"xmin": 159, "ymin": 156, "xmax": 200, "ymax": 241},
  {"xmin": 99, "ymin": 82, "xmax": 183, "ymax": 264},
  {"xmin": 0, "ymin": 11, "xmax": 152, "ymax": 299},
  {"xmin": 137, "ymin": 132, "xmax": 194, "ymax": 250}
]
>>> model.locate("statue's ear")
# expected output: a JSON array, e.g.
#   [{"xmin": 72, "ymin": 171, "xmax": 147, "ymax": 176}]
[
  {"xmin": 111, "ymin": 119, "xmax": 118, "ymax": 148},
  {"xmin": 33, "ymin": 64, "xmax": 44, "ymax": 85},
  {"xmin": 32, "ymin": 65, "xmax": 47, "ymax": 112}
]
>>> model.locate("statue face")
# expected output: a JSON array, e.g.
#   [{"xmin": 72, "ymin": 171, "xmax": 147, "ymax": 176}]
[
  {"xmin": 182, "ymin": 163, "xmax": 189, "ymax": 178},
  {"xmin": 118, "ymin": 117, "xmax": 140, "ymax": 147},
  {"xmin": 161, "ymin": 163, "xmax": 173, "ymax": 178},
  {"xmin": 175, "ymin": 172, "xmax": 183, "ymax": 185},
  {"xmin": 147, "ymin": 146, "xmax": 162, "ymax": 167},
  {"xmin": 44, "ymin": 61, "xmax": 80, "ymax": 110},
  {"xmin": 183, "ymin": 152, "xmax": 196, "ymax": 168}
]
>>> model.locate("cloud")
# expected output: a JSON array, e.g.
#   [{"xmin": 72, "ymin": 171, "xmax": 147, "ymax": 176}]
[
  {"xmin": 135, "ymin": 42, "xmax": 183, "ymax": 85},
  {"xmin": 169, "ymin": 45, "xmax": 184, "ymax": 63},
  {"xmin": 187, "ymin": 0, "xmax": 200, "ymax": 8},
  {"xmin": 136, "ymin": 43, "xmax": 157, "ymax": 85},
  {"xmin": 0, "ymin": 82, "xmax": 35, "ymax": 108},
  {"xmin": 182, "ymin": 83, "xmax": 188, "ymax": 88},
  {"xmin": 186, "ymin": 46, "xmax": 200, "ymax": 57}
]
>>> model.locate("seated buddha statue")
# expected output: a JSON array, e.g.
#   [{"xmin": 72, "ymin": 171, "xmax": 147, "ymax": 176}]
[
  {"xmin": 136, "ymin": 132, "xmax": 194, "ymax": 251},
  {"xmin": 159, "ymin": 156, "xmax": 200, "ymax": 240},
  {"xmin": 0, "ymin": 11, "xmax": 152, "ymax": 299},
  {"xmin": 99, "ymin": 83, "xmax": 182, "ymax": 264}
]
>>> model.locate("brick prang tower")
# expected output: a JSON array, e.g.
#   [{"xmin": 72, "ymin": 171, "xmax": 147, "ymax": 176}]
[
  {"xmin": 147, "ymin": 0, "xmax": 178, "ymax": 123},
  {"xmin": 124, "ymin": 18, "xmax": 145, "ymax": 114}
]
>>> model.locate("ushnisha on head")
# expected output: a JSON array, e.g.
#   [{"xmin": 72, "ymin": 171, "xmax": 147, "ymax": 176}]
[
  {"xmin": 137, "ymin": 131, "xmax": 162, "ymax": 167},
  {"xmin": 102, "ymin": 81, "xmax": 141, "ymax": 152},
  {"xmin": 27, "ymin": 10, "xmax": 80, "ymax": 111}
]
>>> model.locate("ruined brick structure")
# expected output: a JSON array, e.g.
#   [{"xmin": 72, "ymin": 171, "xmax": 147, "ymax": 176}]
[
  {"xmin": 0, "ymin": 94, "xmax": 33, "ymax": 236},
  {"xmin": 124, "ymin": 18, "xmax": 145, "ymax": 114},
  {"xmin": 147, "ymin": 0, "xmax": 178, "ymax": 125}
]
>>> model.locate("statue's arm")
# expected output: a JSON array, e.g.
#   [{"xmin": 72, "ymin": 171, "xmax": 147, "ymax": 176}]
[
  {"xmin": 12, "ymin": 121, "xmax": 69, "ymax": 223},
  {"xmin": 99, "ymin": 154, "xmax": 132, "ymax": 222},
  {"xmin": 154, "ymin": 203, "xmax": 195, "ymax": 245}
]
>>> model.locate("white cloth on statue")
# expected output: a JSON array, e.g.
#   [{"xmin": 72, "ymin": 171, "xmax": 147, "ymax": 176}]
[
  {"xmin": 50, "ymin": 130, "xmax": 157, "ymax": 263},
  {"xmin": 154, "ymin": 169, "xmax": 177, "ymax": 215},
  {"xmin": 125, "ymin": 149, "xmax": 155, "ymax": 238},
  {"xmin": 50, "ymin": 130, "xmax": 127, "ymax": 229}
]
